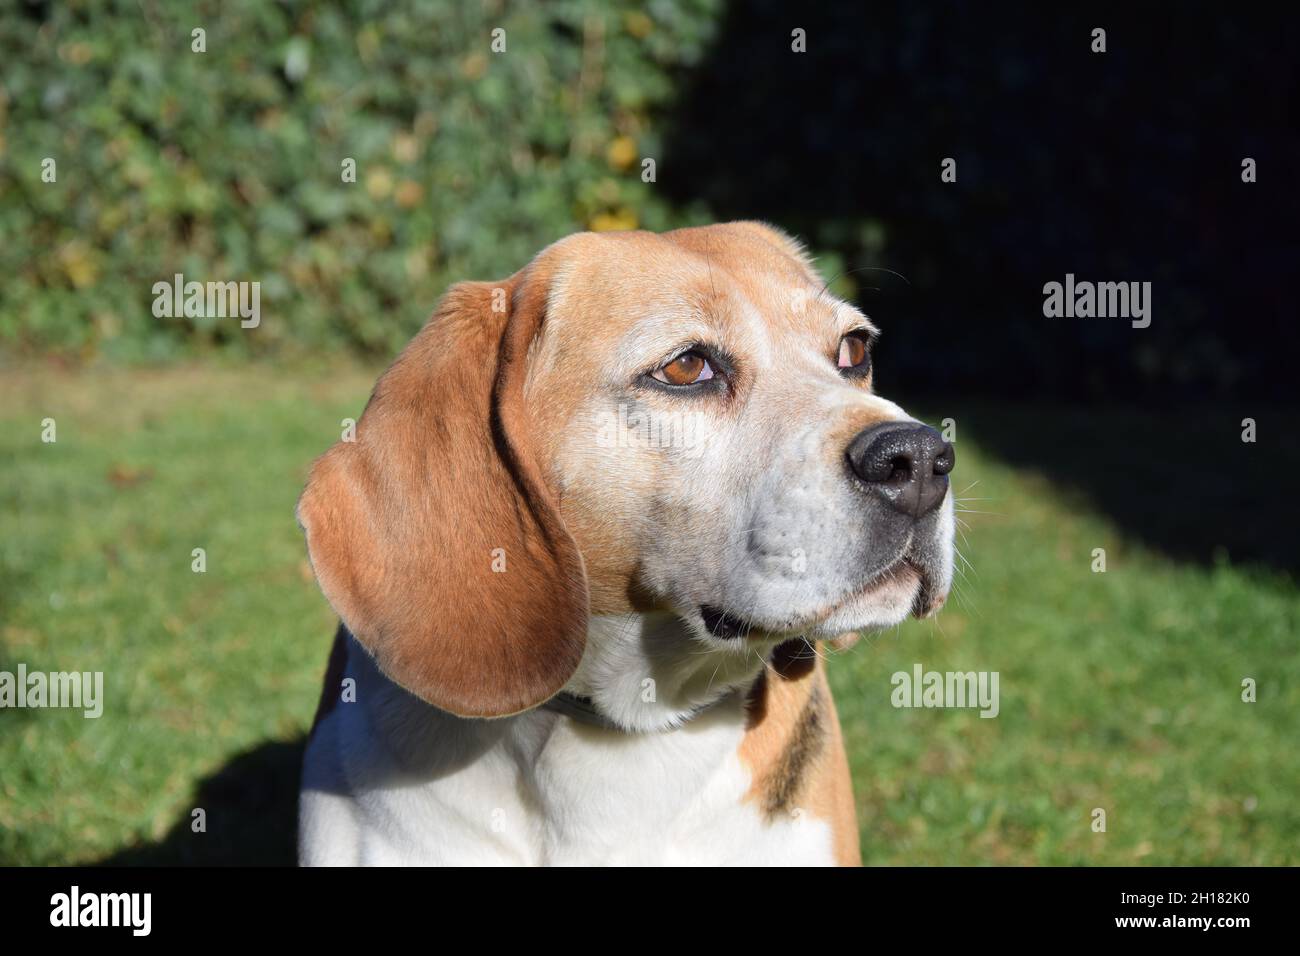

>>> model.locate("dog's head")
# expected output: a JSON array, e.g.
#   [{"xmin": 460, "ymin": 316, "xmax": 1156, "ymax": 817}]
[{"xmin": 298, "ymin": 222, "xmax": 954, "ymax": 719}]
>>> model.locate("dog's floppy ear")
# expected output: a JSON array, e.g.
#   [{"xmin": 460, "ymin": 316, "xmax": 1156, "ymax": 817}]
[{"xmin": 296, "ymin": 272, "xmax": 589, "ymax": 718}]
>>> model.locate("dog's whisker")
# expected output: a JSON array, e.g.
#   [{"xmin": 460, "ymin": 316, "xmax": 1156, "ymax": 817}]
[{"xmin": 815, "ymin": 264, "xmax": 912, "ymax": 307}]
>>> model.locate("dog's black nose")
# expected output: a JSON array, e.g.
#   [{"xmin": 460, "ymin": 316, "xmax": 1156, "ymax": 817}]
[{"xmin": 846, "ymin": 422, "xmax": 954, "ymax": 517}]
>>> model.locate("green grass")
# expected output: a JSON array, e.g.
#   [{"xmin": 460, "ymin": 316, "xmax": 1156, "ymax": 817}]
[{"xmin": 1, "ymin": 363, "xmax": 1296, "ymax": 865}]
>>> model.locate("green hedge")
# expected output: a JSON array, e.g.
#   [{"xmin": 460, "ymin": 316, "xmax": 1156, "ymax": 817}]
[{"xmin": 1, "ymin": 0, "xmax": 721, "ymax": 360}]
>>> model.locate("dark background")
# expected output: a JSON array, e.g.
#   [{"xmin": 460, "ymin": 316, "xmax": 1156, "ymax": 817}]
[{"xmin": 661, "ymin": 2, "xmax": 1299, "ymax": 404}]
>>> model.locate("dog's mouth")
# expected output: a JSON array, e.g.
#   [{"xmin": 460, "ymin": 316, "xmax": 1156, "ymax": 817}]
[
  {"xmin": 847, "ymin": 552, "xmax": 949, "ymax": 619},
  {"xmin": 698, "ymin": 553, "xmax": 940, "ymax": 641}
]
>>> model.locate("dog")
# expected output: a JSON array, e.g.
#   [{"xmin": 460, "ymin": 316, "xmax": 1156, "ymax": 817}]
[{"xmin": 296, "ymin": 222, "xmax": 955, "ymax": 865}]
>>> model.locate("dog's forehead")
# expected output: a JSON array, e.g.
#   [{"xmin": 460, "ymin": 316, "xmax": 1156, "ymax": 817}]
[{"xmin": 538, "ymin": 227, "xmax": 870, "ymax": 356}]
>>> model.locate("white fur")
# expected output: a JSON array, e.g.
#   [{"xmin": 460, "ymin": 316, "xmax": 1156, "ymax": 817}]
[{"xmin": 299, "ymin": 619, "xmax": 835, "ymax": 866}]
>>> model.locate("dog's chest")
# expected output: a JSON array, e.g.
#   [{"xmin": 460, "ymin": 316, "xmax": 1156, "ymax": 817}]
[
  {"xmin": 524, "ymin": 713, "xmax": 834, "ymax": 865},
  {"xmin": 302, "ymin": 699, "xmax": 836, "ymax": 865}
]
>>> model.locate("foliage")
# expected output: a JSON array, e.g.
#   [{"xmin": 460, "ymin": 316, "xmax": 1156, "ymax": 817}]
[{"xmin": 0, "ymin": 0, "xmax": 720, "ymax": 360}]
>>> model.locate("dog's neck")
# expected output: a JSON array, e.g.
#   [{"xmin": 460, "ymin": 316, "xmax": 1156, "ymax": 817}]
[
  {"xmin": 345, "ymin": 613, "xmax": 774, "ymax": 749},
  {"xmin": 562, "ymin": 613, "xmax": 782, "ymax": 733},
  {"xmin": 347, "ymin": 612, "xmax": 780, "ymax": 759}
]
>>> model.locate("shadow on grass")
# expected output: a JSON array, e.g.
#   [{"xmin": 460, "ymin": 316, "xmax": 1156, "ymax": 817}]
[
  {"xmin": 920, "ymin": 401, "xmax": 1300, "ymax": 577},
  {"xmin": 95, "ymin": 738, "xmax": 303, "ymax": 866}
]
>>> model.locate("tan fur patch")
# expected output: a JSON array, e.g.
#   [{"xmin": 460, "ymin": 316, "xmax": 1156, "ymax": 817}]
[
  {"xmin": 742, "ymin": 647, "xmax": 862, "ymax": 866},
  {"xmin": 296, "ymin": 271, "xmax": 589, "ymax": 718}
]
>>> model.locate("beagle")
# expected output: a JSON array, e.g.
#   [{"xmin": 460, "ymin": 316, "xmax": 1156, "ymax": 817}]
[{"xmin": 296, "ymin": 222, "xmax": 955, "ymax": 866}]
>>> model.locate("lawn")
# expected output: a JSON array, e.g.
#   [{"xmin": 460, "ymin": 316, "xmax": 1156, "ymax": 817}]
[{"xmin": 1, "ymin": 362, "xmax": 1296, "ymax": 865}]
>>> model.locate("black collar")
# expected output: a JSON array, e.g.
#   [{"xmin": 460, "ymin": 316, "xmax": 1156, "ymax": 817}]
[{"xmin": 542, "ymin": 690, "xmax": 737, "ymax": 733}]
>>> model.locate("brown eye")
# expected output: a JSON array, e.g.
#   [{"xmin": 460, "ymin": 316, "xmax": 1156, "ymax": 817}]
[
  {"xmin": 837, "ymin": 331, "xmax": 871, "ymax": 374},
  {"xmin": 653, "ymin": 350, "xmax": 715, "ymax": 387}
]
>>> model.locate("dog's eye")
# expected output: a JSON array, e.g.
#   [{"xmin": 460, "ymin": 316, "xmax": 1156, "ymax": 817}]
[
  {"xmin": 652, "ymin": 350, "xmax": 715, "ymax": 387},
  {"xmin": 837, "ymin": 331, "xmax": 872, "ymax": 376}
]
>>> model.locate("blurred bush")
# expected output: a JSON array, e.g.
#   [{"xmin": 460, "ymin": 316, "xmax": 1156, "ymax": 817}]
[{"xmin": 0, "ymin": 0, "xmax": 720, "ymax": 360}]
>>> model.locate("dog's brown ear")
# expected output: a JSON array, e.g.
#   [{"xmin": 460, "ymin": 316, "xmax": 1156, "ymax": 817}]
[{"xmin": 296, "ymin": 274, "xmax": 588, "ymax": 718}]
